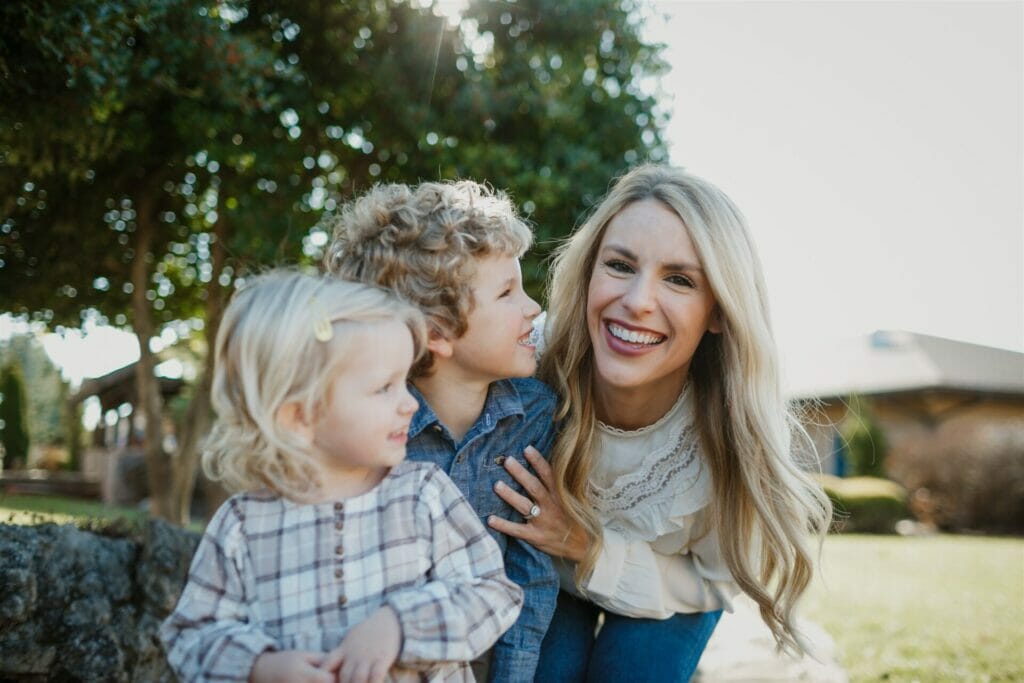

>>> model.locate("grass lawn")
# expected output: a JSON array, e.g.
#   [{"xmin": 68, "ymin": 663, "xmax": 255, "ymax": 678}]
[
  {"xmin": 802, "ymin": 534, "xmax": 1024, "ymax": 683},
  {"xmin": 0, "ymin": 493, "xmax": 147, "ymax": 526}
]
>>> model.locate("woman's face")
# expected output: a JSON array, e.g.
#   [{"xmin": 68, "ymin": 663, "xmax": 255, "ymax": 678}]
[{"xmin": 586, "ymin": 198, "xmax": 720, "ymax": 411}]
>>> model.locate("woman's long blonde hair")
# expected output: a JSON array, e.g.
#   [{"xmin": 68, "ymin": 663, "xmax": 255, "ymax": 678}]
[{"xmin": 540, "ymin": 164, "xmax": 831, "ymax": 653}]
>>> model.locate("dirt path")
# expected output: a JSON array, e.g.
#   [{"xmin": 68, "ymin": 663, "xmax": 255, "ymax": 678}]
[{"xmin": 695, "ymin": 595, "xmax": 848, "ymax": 682}]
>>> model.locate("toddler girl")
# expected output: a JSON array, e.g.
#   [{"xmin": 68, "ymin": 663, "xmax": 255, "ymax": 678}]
[{"xmin": 160, "ymin": 270, "xmax": 523, "ymax": 683}]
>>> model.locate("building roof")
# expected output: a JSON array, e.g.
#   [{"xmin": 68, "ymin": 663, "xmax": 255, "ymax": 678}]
[
  {"xmin": 70, "ymin": 362, "xmax": 185, "ymax": 411},
  {"xmin": 782, "ymin": 330, "xmax": 1024, "ymax": 401}
]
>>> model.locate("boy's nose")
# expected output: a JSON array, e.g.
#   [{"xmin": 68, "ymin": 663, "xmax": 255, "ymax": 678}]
[{"xmin": 523, "ymin": 295, "xmax": 542, "ymax": 319}]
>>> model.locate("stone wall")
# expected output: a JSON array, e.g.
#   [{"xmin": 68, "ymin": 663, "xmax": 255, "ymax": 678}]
[{"xmin": 0, "ymin": 520, "xmax": 199, "ymax": 682}]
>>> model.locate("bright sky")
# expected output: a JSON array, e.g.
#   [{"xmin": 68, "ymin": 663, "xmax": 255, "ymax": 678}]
[
  {"xmin": 648, "ymin": 0, "xmax": 1023, "ymax": 353},
  {"xmin": 6, "ymin": 0, "xmax": 1023, "ymax": 392}
]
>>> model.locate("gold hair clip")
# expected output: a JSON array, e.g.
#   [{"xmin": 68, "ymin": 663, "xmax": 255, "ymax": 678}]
[{"xmin": 310, "ymin": 296, "xmax": 334, "ymax": 342}]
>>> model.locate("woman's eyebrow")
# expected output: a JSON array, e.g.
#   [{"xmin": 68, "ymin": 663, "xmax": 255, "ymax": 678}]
[{"xmin": 602, "ymin": 243, "xmax": 704, "ymax": 274}]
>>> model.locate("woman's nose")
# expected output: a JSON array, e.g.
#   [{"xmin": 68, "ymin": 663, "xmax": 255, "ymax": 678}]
[{"xmin": 621, "ymin": 275, "xmax": 656, "ymax": 315}]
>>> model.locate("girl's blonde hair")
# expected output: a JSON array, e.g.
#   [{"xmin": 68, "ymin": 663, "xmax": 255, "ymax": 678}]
[
  {"xmin": 204, "ymin": 270, "xmax": 426, "ymax": 501},
  {"xmin": 540, "ymin": 164, "xmax": 832, "ymax": 653}
]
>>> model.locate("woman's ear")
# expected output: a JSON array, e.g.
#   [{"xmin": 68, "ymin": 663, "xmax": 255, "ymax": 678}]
[
  {"xmin": 708, "ymin": 306, "xmax": 723, "ymax": 335},
  {"xmin": 276, "ymin": 401, "xmax": 314, "ymax": 442}
]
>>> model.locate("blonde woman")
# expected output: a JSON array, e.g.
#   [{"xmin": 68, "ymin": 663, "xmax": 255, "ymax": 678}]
[
  {"xmin": 489, "ymin": 165, "xmax": 832, "ymax": 681},
  {"xmin": 160, "ymin": 271, "xmax": 523, "ymax": 683}
]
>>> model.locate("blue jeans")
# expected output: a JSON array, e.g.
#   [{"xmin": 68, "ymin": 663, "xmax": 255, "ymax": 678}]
[{"xmin": 535, "ymin": 591, "xmax": 722, "ymax": 683}]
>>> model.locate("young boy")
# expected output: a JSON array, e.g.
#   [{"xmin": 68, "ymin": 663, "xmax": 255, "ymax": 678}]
[{"xmin": 325, "ymin": 180, "xmax": 558, "ymax": 682}]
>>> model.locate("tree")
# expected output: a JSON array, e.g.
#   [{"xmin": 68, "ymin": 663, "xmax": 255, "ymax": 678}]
[
  {"xmin": 0, "ymin": 363, "xmax": 30, "ymax": 468},
  {"xmin": 1, "ymin": 334, "xmax": 70, "ymax": 451},
  {"xmin": 1, "ymin": 0, "xmax": 302, "ymax": 522},
  {"xmin": 2, "ymin": 0, "xmax": 667, "ymax": 523}
]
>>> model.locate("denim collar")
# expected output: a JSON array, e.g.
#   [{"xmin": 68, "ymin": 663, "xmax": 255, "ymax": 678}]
[{"xmin": 408, "ymin": 378, "xmax": 525, "ymax": 439}]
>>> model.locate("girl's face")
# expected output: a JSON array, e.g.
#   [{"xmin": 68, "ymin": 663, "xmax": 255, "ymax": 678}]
[
  {"xmin": 310, "ymin": 320, "xmax": 419, "ymax": 481},
  {"xmin": 586, "ymin": 198, "xmax": 720, "ymax": 416}
]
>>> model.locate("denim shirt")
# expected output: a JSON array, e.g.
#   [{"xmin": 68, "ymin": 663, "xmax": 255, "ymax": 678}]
[{"xmin": 407, "ymin": 377, "xmax": 559, "ymax": 683}]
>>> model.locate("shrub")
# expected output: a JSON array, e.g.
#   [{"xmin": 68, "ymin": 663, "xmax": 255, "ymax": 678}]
[
  {"xmin": 840, "ymin": 395, "xmax": 888, "ymax": 478},
  {"xmin": 818, "ymin": 474, "xmax": 909, "ymax": 534},
  {"xmin": 886, "ymin": 411, "xmax": 1024, "ymax": 534}
]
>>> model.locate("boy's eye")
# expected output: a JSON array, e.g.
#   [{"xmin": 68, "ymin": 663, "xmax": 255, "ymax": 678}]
[
  {"xmin": 498, "ymin": 287, "xmax": 512, "ymax": 299},
  {"xmin": 376, "ymin": 382, "xmax": 392, "ymax": 394},
  {"xmin": 605, "ymin": 259, "xmax": 634, "ymax": 274}
]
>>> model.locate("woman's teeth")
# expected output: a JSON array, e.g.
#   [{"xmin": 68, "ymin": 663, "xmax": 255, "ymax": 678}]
[{"xmin": 608, "ymin": 323, "xmax": 665, "ymax": 345}]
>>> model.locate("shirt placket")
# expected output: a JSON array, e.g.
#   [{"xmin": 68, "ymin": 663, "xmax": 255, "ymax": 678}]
[
  {"xmin": 333, "ymin": 501, "xmax": 348, "ymax": 610},
  {"xmin": 452, "ymin": 421, "xmax": 489, "ymax": 495}
]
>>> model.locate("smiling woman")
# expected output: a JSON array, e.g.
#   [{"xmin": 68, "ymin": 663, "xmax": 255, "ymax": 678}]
[
  {"xmin": 586, "ymin": 199, "xmax": 721, "ymax": 425},
  {"xmin": 490, "ymin": 164, "xmax": 832, "ymax": 682}
]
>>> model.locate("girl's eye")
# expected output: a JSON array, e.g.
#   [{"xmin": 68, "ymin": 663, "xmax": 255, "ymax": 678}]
[
  {"xmin": 498, "ymin": 288, "xmax": 512, "ymax": 299},
  {"xmin": 666, "ymin": 274, "xmax": 695, "ymax": 288},
  {"xmin": 605, "ymin": 259, "xmax": 633, "ymax": 274},
  {"xmin": 377, "ymin": 382, "xmax": 392, "ymax": 394}
]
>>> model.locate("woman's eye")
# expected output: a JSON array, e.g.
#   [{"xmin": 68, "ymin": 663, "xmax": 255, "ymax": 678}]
[
  {"xmin": 666, "ymin": 274, "xmax": 695, "ymax": 288},
  {"xmin": 605, "ymin": 259, "xmax": 633, "ymax": 274}
]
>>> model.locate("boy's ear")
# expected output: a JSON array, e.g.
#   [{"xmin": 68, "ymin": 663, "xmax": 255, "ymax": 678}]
[
  {"xmin": 276, "ymin": 401, "xmax": 314, "ymax": 442},
  {"xmin": 426, "ymin": 326, "xmax": 455, "ymax": 359}
]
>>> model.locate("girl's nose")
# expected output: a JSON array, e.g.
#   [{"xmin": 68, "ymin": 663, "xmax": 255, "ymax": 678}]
[{"xmin": 399, "ymin": 386, "xmax": 418, "ymax": 415}]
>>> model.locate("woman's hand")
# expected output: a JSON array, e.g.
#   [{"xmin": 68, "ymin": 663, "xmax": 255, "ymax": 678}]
[{"xmin": 488, "ymin": 445, "xmax": 589, "ymax": 563}]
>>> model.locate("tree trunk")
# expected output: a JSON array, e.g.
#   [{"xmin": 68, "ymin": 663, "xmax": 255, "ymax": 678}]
[
  {"xmin": 132, "ymin": 190, "xmax": 172, "ymax": 521},
  {"xmin": 167, "ymin": 209, "xmax": 230, "ymax": 523}
]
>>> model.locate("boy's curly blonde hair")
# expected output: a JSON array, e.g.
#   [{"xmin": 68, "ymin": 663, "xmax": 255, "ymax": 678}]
[{"xmin": 322, "ymin": 180, "xmax": 533, "ymax": 376}]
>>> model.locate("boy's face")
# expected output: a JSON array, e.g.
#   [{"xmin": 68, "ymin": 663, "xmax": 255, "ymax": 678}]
[{"xmin": 447, "ymin": 254, "xmax": 541, "ymax": 384}]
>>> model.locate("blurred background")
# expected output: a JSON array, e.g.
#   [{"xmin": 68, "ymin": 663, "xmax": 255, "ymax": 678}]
[{"xmin": 0, "ymin": 2, "xmax": 1021, "ymax": 681}]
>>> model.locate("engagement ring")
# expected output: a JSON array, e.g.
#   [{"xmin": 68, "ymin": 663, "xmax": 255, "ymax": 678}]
[{"xmin": 524, "ymin": 503, "xmax": 541, "ymax": 520}]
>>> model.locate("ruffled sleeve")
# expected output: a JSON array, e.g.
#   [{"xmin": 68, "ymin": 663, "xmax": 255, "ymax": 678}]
[{"xmin": 581, "ymin": 507, "xmax": 738, "ymax": 619}]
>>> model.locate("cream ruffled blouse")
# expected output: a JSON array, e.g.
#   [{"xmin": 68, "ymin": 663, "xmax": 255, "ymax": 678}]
[{"xmin": 556, "ymin": 388, "xmax": 740, "ymax": 619}]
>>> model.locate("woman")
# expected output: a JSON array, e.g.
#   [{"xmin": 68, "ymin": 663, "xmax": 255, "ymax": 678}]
[{"xmin": 489, "ymin": 164, "xmax": 832, "ymax": 681}]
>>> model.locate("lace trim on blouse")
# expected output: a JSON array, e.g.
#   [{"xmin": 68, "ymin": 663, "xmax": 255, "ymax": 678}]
[
  {"xmin": 590, "ymin": 422, "xmax": 702, "ymax": 516},
  {"xmin": 588, "ymin": 387, "xmax": 709, "ymax": 540}
]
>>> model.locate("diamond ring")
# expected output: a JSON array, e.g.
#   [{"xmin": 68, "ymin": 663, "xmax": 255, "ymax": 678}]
[{"xmin": 524, "ymin": 503, "xmax": 541, "ymax": 520}]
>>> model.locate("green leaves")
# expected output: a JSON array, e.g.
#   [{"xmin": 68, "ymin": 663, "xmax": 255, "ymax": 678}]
[{"xmin": 2, "ymin": 0, "xmax": 667, "ymax": 323}]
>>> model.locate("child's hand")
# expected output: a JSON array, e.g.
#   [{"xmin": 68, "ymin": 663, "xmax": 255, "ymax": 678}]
[
  {"xmin": 250, "ymin": 650, "xmax": 333, "ymax": 683},
  {"xmin": 321, "ymin": 606, "xmax": 402, "ymax": 683}
]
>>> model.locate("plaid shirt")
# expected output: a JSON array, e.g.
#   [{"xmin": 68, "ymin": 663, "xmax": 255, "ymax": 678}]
[
  {"xmin": 160, "ymin": 461, "xmax": 523, "ymax": 683},
  {"xmin": 407, "ymin": 378, "xmax": 559, "ymax": 683}
]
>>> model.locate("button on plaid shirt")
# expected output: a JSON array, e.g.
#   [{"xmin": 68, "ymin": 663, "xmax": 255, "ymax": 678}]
[{"xmin": 160, "ymin": 461, "xmax": 523, "ymax": 682}]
